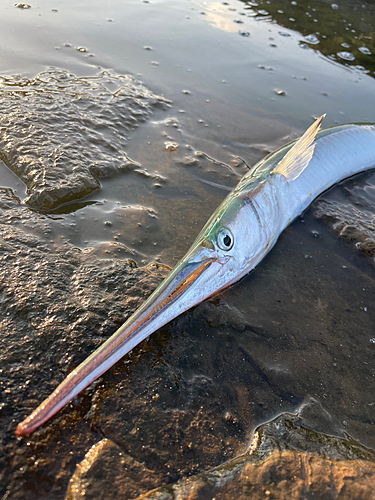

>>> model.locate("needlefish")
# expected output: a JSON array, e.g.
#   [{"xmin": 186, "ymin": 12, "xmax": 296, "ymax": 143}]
[{"xmin": 16, "ymin": 115, "xmax": 375, "ymax": 436}]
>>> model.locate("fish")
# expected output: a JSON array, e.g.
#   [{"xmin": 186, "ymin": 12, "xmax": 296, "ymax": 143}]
[{"xmin": 16, "ymin": 115, "xmax": 375, "ymax": 437}]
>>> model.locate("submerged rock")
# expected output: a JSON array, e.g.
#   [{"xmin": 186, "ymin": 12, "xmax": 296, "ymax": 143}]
[
  {"xmin": 66, "ymin": 412, "xmax": 375, "ymax": 500},
  {"xmin": 3, "ymin": 178, "xmax": 375, "ymax": 499},
  {"xmin": 0, "ymin": 69, "xmax": 170, "ymax": 210}
]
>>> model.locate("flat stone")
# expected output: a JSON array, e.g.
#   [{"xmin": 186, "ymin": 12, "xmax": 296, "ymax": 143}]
[{"xmin": 0, "ymin": 69, "xmax": 170, "ymax": 209}]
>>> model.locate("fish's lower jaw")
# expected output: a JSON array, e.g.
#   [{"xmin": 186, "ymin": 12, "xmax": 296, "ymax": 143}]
[
  {"xmin": 15, "ymin": 386, "xmax": 71, "ymax": 437},
  {"xmin": 15, "ymin": 423, "xmax": 29, "ymax": 437},
  {"xmin": 16, "ymin": 408, "xmax": 50, "ymax": 436},
  {"xmin": 16, "ymin": 417, "xmax": 35, "ymax": 437}
]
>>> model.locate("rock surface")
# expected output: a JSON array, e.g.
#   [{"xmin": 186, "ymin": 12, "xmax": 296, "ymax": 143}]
[
  {"xmin": 1, "ymin": 77, "xmax": 375, "ymax": 499},
  {"xmin": 2, "ymin": 179, "xmax": 375, "ymax": 499},
  {"xmin": 0, "ymin": 70, "xmax": 170, "ymax": 209},
  {"xmin": 66, "ymin": 413, "xmax": 375, "ymax": 500},
  {"xmin": 140, "ymin": 450, "xmax": 375, "ymax": 500},
  {"xmin": 66, "ymin": 439, "xmax": 161, "ymax": 500},
  {"xmin": 0, "ymin": 188, "xmax": 163, "ymax": 499}
]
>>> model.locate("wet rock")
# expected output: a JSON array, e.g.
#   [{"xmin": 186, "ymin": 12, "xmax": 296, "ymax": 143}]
[
  {"xmin": 66, "ymin": 438, "xmax": 161, "ymax": 500},
  {"xmin": 146, "ymin": 450, "xmax": 375, "ymax": 500},
  {"xmin": 256, "ymin": 411, "xmax": 375, "ymax": 463},
  {"xmin": 0, "ymin": 69, "xmax": 170, "ymax": 210},
  {"xmin": 64, "ymin": 412, "xmax": 375, "ymax": 500},
  {"xmin": 0, "ymin": 188, "xmax": 163, "ymax": 499},
  {"xmin": 139, "ymin": 413, "xmax": 375, "ymax": 500},
  {"xmin": 86, "ymin": 358, "xmax": 253, "ymax": 484}
]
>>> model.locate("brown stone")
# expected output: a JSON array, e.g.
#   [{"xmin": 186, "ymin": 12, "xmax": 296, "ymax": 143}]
[
  {"xmin": 139, "ymin": 449, "xmax": 375, "ymax": 500},
  {"xmin": 66, "ymin": 439, "xmax": 161, "ymax": 500}
]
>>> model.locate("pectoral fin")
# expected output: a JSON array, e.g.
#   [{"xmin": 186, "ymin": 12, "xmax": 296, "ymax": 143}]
[{"xmin": 271, "ymin": 114, "xmax": 325, "ymax": 182}]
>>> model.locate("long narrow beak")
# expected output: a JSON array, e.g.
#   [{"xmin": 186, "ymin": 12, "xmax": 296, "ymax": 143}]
[{"xmin": 16, "ymin": 256, "xmax": 218, "ymax": 436}]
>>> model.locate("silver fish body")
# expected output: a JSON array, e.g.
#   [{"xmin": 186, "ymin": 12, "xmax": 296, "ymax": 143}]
[{"xmin": 16, "ymin": 118, "xmax": 375, "ymax": 436}]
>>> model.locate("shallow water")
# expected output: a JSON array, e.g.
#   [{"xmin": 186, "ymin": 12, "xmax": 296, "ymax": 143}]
[{"xmin": 0, "ymin": 0, "xmax": 375, "ymax": 499}]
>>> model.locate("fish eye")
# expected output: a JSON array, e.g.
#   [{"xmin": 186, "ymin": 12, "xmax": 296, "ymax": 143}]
[{"xmin": 217, "ymin": 227, "xmax": 234, "ymax": 251}]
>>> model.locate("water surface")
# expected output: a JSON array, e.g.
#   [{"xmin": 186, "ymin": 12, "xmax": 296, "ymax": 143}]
[{"xmin": 0, "ymin": 0, "xmax": 375, "ymax": 499}]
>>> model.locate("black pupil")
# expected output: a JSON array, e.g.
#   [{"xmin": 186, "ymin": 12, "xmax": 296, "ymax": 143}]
[{"xmin": 223, "ymin": 234, "xmax": 231, "ymax": 247}]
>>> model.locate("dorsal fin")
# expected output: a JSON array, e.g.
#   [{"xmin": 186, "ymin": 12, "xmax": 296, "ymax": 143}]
[{"xmin": 271, "ymin": 114, "xmax": 325, "ymax": 182}]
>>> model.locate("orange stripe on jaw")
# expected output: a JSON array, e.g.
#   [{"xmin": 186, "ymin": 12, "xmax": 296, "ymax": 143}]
[
  {"xmin": 99, "ymin": 259, "xmax": 217, "ymax": 354},
  {"xmin": 16, "ymin": 258, "xmax": 217, "ymax": 436}
]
